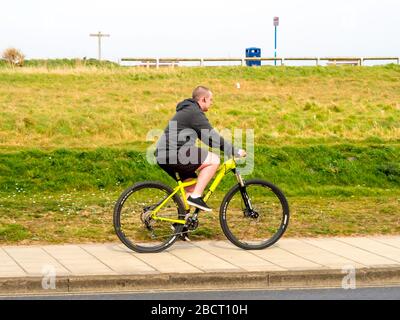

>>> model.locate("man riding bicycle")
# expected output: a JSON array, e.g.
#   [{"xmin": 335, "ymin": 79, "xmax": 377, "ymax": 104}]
[{"xmin": 154, "ymin": 86, "xmax": 246, "ymax": 212}]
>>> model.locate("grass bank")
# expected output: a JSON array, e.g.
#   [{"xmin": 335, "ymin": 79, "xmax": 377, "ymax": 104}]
[
  {"xmin": 0, "ymin": 145, "xmax": 399, "ymax": 197},
  {"xmin": 0, "ymin": 65, "xmax": 399, "ymax": 244},
  {"xmin": 1, "ymin": 65, "xmax": 399, "ymax": 149},
  {"xmin": 1, "ymin": 192, "xmax": 398, "ymax": 244},
  {"xmin": 0, "ymin": 145, "xmax": 399, "ymax": 244}
]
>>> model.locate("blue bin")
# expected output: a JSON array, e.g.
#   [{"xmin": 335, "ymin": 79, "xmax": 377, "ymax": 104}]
[{"xmin": 245, "ymin": 47, "xmax": 261, "ymax": 66}]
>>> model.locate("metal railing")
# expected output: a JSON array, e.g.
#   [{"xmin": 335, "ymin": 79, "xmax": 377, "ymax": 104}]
[{"xmin": 121, "ymin": 56, "xmax": 400, "ymax": 68}]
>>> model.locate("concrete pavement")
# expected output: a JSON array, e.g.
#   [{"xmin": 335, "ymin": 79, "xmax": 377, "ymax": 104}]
[{"xmin": 1, "ymin": 236, "xmax": 400, "ymax": 295}]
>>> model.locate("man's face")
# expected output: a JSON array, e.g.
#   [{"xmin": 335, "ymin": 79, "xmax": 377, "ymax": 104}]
[{"xmin": 200, "ymin": 92, "xmax": 213, "ymax": 112}]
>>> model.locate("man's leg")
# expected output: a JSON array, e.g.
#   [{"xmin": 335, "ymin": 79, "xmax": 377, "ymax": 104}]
[
  {"xmin": 183, "ymin": 178, "xmax": 196, "ymax": 199},
  {"xmin": 191, "ymin": 152, "xmax": 220, "ymax": 198}
]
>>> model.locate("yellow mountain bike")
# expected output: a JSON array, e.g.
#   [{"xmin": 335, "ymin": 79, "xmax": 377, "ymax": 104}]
[{"xmin": 113, "ymin": 158, "xmax": 290, "ymax": 253}]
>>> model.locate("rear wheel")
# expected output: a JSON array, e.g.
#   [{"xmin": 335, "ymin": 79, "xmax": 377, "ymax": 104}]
[
  {"xmin": 219, "ymin": 179, "xmax": 289, "ymax": 250},
  {"xmin": 113, "ymin": 181, "xmax": 186, "ymax": 253}
]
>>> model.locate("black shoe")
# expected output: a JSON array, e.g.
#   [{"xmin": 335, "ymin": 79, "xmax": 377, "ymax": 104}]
[{"xmin": 187, "ymin": 196, "xmax": 212, "ymax": 212}]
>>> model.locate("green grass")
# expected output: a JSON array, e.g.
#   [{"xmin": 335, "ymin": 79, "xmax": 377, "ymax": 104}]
[
  {"xmin": 0, "ymin": 58, "xmax": 119, "ymax": 69},
  {"xmin": 0, "ymin": 191, "xmax": 398, "ymax": 245},
  {"xmin": 0, "ymin": 64, "xmax": 399, "ymax": 149},
  {"xmin": 0, "ymin": 145, "xmax": 399, "ymax": 196},
  {"xmin": 0, "ymin": 64, "xmax": 399, "ymax": 244},
  {"xmin": 0, "ymin": 144, "xmax": 398, "ymax": 244},
  {"xmin": 0, "ymin": 223, "xmax": 31, "ymax": 242}
]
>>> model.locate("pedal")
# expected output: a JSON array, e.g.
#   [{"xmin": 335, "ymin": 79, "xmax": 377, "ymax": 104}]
[
  {"xmin": 179, "ymin": 227, "xmax": 190, "ymax": 242},
  {"xmin": 181, "ymin": 234, "xmax": 191, "ymax": 242}
]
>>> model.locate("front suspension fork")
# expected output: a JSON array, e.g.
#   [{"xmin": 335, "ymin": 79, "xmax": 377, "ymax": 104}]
[{"xmin": 234, "ymin": 169, "xmax": 253, "ymax": 211}]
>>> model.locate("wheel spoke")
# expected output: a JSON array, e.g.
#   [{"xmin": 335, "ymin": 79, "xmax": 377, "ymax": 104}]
[
  {"xmin": 114, "ymin": 182, "xmax": 184, "ymax": 253},
  {"xmin": 220, "ymin": 180, "xmax": 289, "ymax": 250}
]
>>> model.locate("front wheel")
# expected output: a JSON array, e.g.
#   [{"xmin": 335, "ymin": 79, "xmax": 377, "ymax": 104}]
[{"xmin": 219, "ymin": 179, "xmax": 290, "ymax": 250}]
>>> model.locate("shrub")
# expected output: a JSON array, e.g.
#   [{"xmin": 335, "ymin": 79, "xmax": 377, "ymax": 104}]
[{"xmin": 2, "ymin": 47, "xmax": 25, "ymax": 66}]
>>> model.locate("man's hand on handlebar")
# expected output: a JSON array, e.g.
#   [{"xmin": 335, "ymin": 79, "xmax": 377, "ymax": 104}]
[{"xmin": 237, "ymin": 149, "xmax": 247, "ymax": 158}]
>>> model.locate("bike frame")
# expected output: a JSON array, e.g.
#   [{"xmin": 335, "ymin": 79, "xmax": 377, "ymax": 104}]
[{"xmin": 150, "ymin": 158, "xmax": 242, "ymax": 225}]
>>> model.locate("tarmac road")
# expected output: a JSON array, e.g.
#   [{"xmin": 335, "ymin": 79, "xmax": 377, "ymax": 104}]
[{"xmin": 2, "ymin": 286, "xmax": 400, "ymax": 300}]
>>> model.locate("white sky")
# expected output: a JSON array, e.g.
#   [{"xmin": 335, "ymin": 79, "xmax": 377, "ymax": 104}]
[{"xmin": 1, "ymin": 0, "xmax": 399, "ymax": 61}]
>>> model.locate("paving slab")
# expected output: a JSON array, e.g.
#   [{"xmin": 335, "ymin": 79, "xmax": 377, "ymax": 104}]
[
  {"xmin": 80, "ymin": 244, "xmax": 158, "ymax": 275},
  {"xmin": 3, "ymin": 247, "xmax": 70, "ymax": 276},
  {"xmin": 0, "ymin": 267, "xmax": 27, "ymax": 278},
  {"xmin": 42, "ymin": 245, "xmax": 116, "ymax": 276},
  {"xmin": 250, "ymin": 242, "xmax": 324, "ymax": 270},
  {"xmin": 193, "ymin": 241, "xmax": 285, "ymax": 271},
  {"xmin": 336, "ymin": 237, "xmax": 400, "ymax": 263},
  {"xmin": 277, "ymin": 238, "xmax": 366, "ymax": 269},
  {"xmin": 126, "ymin": 243, "xmax": 203, "ymax": 274},
  {"xmin": 132, "ymin": 252, "xmax": 203, "ymax": 274},
  {"xmin": 372, "ymin": 236, "xmax": 400, "ymax": 250},
  {"xmin": 303, "ymin": 238, "xmax": 397, "ymax": 267},
  {"xmin": 0, "ymin": 249, "xmax": 26, "ymax": 277},
  {"xmin": 166, "ymin": 242, "xmax": 241, "ymax": 272}
]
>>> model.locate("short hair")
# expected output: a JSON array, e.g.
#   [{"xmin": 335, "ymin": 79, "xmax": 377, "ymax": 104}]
[{"xmin": 192, "ymin": 86, "xmax": 211, "ymax": 101}]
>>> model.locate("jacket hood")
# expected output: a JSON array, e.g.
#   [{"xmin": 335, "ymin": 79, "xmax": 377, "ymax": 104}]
[{"xmin": 176, "ymin": 98, "xmax": 200, "ymax": 111}]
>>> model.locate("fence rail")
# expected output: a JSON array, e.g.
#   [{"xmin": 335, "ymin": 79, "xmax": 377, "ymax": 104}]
[{"xmin": 121, "ymin": 56, "xmax": 400, "ymax": 68}]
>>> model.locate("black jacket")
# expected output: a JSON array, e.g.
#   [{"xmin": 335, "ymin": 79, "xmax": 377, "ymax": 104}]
[{"xmin": 155, "ymin": 99, "xmax": 240, "ymax": 162}]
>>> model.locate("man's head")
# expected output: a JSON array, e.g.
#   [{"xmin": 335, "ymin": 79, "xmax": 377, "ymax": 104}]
[{"xmin": 192, "ymin": 86, "xmax": 213, "ymax": 112}]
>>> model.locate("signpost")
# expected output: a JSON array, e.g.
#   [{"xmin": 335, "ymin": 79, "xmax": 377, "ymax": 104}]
[
  {"xmin": 273, "ymin": 17, "xmax": 279, "ymax": 66},
  {"xmin": 89, "ymin": 31, "xmax": 110, "ymax": 61}
]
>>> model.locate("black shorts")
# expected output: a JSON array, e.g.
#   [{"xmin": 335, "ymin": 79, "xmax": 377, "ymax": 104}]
[{"xmin": 157, "ymin": 147, "xmax": 208, "ymax": 181}]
